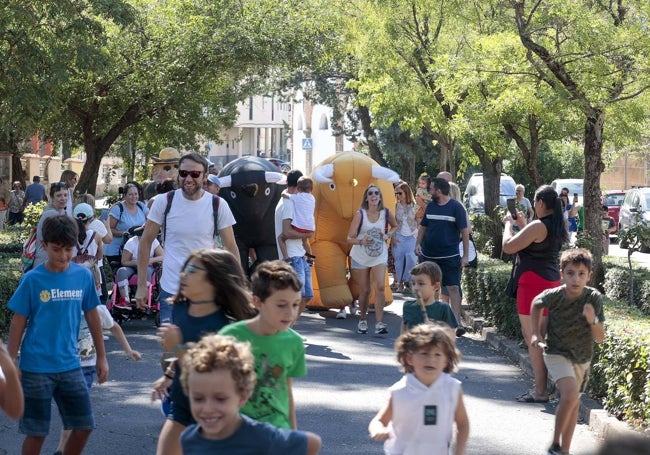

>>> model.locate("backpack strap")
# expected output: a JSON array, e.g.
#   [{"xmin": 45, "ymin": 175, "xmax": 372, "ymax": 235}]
[
  {"xmin": 162, "ymin": 190, "xmax": 175, "ymax": 245},
  {"xmin": 212, "ymin": 195, "xmax": 220, "ymax": 237},
  {"xmin": 384, "ymin": 208, "xmax": 389, "ymax": 233},
  {"xmin": 356, "ymin": 209, "xmax": 364, "ymax": 236},
  {"xmin": 117, "ymin": 200, "xmax": 145, "ymax": 223},
  {"xmin": 79, "ymin": 231, "xmax": 96, "ymax": 256}
]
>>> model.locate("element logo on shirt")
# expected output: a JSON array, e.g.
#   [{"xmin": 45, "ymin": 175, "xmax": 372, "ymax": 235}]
[{"xmin": 40, "ymin": 289, "xmax": 51, "ymax": 303}]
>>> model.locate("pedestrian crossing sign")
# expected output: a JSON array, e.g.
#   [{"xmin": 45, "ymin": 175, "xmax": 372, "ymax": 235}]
[{"xmin": 302, "ymin": 138, "xmax": 313, "ymax": 150}]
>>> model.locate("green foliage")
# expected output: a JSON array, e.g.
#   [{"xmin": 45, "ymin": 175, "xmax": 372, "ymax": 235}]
[
  {"xmin": 23, "ymin": 201, "xmax": 46, "ymax": 229},
  {"xmin": 590, "ymin": 299, "xmax": 650, "ymax": 429},
  {"xmin": 0, "ymin": 254, "xmax": 22, "ymax": 338}
]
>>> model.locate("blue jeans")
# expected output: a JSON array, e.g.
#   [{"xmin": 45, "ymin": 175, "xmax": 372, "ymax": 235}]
[
  {"xmin": 288, "ymin": 256, "xmax": 314, "ymax": 298},
  {"xmin": 20, "ymin": 369, "xmax": 94, "ymax": 436},
  {"xmin": 158, "ymin": 288, "xmax": 175, "ymax": 324},
  {"xmin": 392, "ymin": 233, "xmax": 417, "ymax": 283}
]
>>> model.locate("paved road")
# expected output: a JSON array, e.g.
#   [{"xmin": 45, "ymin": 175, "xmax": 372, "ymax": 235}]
[
  {"xmin": 608, "ymin": 241, "xmax": 650, "ymax": 267},
  {"xmin": 0, "ymin": 297, "xmax": 603, "ymax": 455}
]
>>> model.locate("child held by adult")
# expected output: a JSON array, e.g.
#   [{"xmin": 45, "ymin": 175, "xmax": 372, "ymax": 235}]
[
  {"xmin": 530, "ymin": 249, "xmax": 605, "ymax": 455},
  {"xmin": 369, "ymin": 323, "xmax": 469, "ymax": 454},
  {"xmin": 219, "ymin": 260, "xmax": 306, "ymax": 430},
  {"xmin": 7, "ymin": 215, "xmax": 108, "ymax": 455},
  {"xmin": 151, "ymin": 249, "xmax": 256, "ymax": 455},
  {"xmin": 179, "ymin": 334, "xmax": 322, "ymax": 454}
]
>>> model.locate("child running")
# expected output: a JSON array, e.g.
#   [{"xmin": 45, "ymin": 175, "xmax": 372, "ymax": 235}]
[
  {"xmin": 402, "ymin": 262, "xmax": 459, "ymax": 333},
  {"xmin": 54, "ymin": 304, "xmax": 142, "ymax": 455},
  {"xmin": 151, "ymin": 248, "xmax": 256, "ymax": 455},
  {"xmin": 219, "ymin": 260, "xmax": 306, "ymax": 429},
  {"xmin": 7, "ymin": 214, "xmax": 108, "ymax": 455},
  {"xmin": 530, "ymin": 248, "xmax": 605, "ymax": 455},
  {"xmin": 369, "ymin": 323, "xmax": 469, "ymax": 455},
  {"xmin": 179, "ymin": 333, "xmax": 322, "ymax": 454},
  {"xmin": 278, "ymin": 176, "xmax": 316, "ymax": 264}
]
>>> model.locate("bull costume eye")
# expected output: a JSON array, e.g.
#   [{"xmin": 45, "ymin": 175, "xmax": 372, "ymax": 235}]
[{"xmin": 329, "ymin": 183, "xmax": 336, "ymax": 191}]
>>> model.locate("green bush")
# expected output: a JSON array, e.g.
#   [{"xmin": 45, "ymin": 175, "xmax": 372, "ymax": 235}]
[
  {"xmin": 603, "ymin": 258, "xmax": 650, "ymax": 316},
  {"xmin": 0, "ymin": 254, "xmax": 22, "ymax": 338}
]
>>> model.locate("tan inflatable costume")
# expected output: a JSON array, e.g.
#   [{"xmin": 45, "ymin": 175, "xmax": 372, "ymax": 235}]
[{"xmin": 309, "ymin": 152, "xmax": 400, "ymax": 309}]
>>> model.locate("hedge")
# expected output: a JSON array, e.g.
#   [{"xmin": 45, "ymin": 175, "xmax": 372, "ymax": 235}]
[{"xmin": 463, "ymin": 255, "xmax": 650, "ymax": 430}]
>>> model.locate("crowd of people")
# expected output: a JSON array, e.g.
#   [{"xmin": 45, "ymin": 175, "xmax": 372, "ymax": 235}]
[{"xmin": 0, "ymin": 160, "xmax": 645, "ymax": 455}]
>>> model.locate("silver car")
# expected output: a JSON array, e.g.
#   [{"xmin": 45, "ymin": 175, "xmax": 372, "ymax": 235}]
[{"xmin": 618, "ymin": 187, "xmax": 650, "ymax": 251}]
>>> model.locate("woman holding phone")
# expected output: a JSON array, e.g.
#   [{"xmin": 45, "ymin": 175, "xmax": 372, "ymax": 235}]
[{"xmin": 502, "ymin": 185, "xmax": 567, "ymax": 403}]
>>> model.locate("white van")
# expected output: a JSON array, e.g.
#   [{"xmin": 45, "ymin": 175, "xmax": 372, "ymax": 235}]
[
  {"xmin": 550, "ymin": 179, "xmax": 584, "ymax": 205},
  {"xmin": 463, "ymin": 173, "xmax": 516, "ymax": 213}
]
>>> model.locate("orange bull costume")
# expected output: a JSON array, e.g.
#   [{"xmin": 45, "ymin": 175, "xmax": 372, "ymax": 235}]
[{"xmin": 309, "ymin": 151, "xmax": 400, "ymax": 309}]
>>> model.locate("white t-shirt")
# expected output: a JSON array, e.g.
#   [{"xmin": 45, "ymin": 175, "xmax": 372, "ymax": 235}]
[
  {"xmin": 78, "ymin": 305, "xmax": 115, "ymax": 368},
  {"xmin": 124, "ymin": 236, "xmax": 160, "ymax": 262},
  {"xmin": 289, "ymin": 192, "xmax": 315, "ymax": 231},
  {"xmin": 147, "ymin": 189, "xmax": 236, "ymax": 293},
  {"xmin": 274, "ymin": 197, "xmax": 305, "ymax": 259},
  {"xmin": 88, "ymin": 218, "xmax": 108, "ymax": 239}
]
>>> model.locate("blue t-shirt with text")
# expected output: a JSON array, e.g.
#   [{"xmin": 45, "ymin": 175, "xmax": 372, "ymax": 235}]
[{"xmin": 9, "ymin": 263, "xmax": 100, "ymax": 373}]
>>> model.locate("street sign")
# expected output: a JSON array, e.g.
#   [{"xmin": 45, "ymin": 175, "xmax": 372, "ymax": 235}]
[{"xmin": 302, "ymin": 138, "xmax": 313, "ymax": 150}]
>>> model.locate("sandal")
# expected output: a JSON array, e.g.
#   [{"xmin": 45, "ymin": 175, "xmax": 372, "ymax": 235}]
[{"xmin": 516, "ymin": 390, "xmax": 549, "ymax": 403}]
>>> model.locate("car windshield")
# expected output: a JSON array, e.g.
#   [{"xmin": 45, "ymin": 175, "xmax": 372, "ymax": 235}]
[
  {"xmin": 562, "ymin": 182, "xmax": 583, "ymax": 196},
  {"xmin": 605, "ymin": 194, "xmax": 625, "ymax": 206}
]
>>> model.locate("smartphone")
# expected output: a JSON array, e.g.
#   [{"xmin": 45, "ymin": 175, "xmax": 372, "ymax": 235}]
[{"xmin": 507, "ymin": 198, "xmax": 517, "ymax": 218}]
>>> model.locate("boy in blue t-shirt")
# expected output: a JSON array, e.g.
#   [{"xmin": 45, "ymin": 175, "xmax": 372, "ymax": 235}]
[
  {"xmin": 179, "ymin": 334, "xmax": 321, "ymax": 454},
  {"xmin": 7, "ymin": 214, "xmax": 108, "ymax": 455},
  {"xmin": 401, "ymin": 261, "xmax": 459, "ymax": 334}
]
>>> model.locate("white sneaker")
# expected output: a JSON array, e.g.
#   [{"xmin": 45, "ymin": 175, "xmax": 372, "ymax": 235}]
[
  {"xmin": 349, "ymin": 301, "xmax": 359, "ymax": 316},
  {"xmin": 357, "ymin": 320, "xmax": 368, "ymax": 334},
  {"xmin": 375, "ymin": 322, "xmax": 388, "ymax": 335},
  {"xmin": 336, "ymin": 308, "xmax": 347, "ymax": 319}
]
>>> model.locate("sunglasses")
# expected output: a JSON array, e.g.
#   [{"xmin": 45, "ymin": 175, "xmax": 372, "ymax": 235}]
[
  {"xmin": 51, "ymin": 182, "xmax": 67, "ymax": 190},
  {"xmin": 395, "ymin": 192, "xmax": 403, "ymax": 195},
  {"xmin": 367, "ymin": 190, "xmax": 381, "ymax": 196},
  {"xmin": 183, "ymin": 263, "xmax": 206, "ymax": 275},
  {"xmin": 178, "ymin": 170, "xmax": 203, "ymax": 179}
]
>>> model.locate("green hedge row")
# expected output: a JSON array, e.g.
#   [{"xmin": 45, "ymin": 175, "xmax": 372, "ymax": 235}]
[{"xmin": 462, "ymin": 256, "xmax": 650, "ymax": 430}]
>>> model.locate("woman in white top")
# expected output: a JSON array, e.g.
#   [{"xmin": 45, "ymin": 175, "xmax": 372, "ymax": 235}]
[
  {"xmin": 61, "ymin": 169, "xmax": 78, "ymax": 216},
  {"xmin": 72, "ymin": 203, "xmax": 103, "ymax": 294},
  {"xmin": 32, "ymin": 183, "xmax": 69, "ymax": 268},
  {"xmin": 347, "ymin": 184, "xmax": 397, "ymax": 335},
  {"xmin": 391, "ymin": 182, "xmax": 419, "ymax": 294}
]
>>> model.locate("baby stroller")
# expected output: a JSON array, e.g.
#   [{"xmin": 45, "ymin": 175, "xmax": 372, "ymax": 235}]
[{"xmin": 107, "ymin": 227, "xmax": 162, "ymax": 327}]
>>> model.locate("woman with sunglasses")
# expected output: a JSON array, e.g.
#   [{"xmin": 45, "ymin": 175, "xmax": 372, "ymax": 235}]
[
  {"xmin": 32, "ymin": 182, "xmax": 70, "ymax": 268},
  {"xmin": 105, "ymin": 182, "xmax": 148, "ymax": 266},
  {"xmin": 151, "ymin": 249, "xmax": 256, "ymax": 455},
  {"xmin": 347, "ymin": 185, "xmax": 398, "ymax": 335},
  {"xmin": 391, "ymin": 183, "xmax": 418, "ymax": 294}
]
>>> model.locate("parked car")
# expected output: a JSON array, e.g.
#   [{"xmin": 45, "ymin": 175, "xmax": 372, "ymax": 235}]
[
  {"xmin": 463, "ymin": 173, "xmax": 516, "ymax": 214},
  {"xmin": 550, "ymin": 178, "xmax": 584, "ymax": 206},
  {"xmin": 266, "ymin": 158, "xmax": 291, "ymax": 173},
  {"xmin": 602, "ymin": 190, "xmax": 626, "ymax": 235},
  {"xmin": 618, "ymin": 187, "xmax": 650, "ymax": 251}
]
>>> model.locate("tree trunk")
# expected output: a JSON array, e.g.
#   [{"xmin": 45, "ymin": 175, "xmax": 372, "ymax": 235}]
[
  {"xmin": 583, "ymin": 110, "xmax": 606, "ymax": 286},
  {"xmin": 472, "ymin": 140, "xmax": 503, "ymax": 258},
  {"xmin": 357, "ymin": 104, "xmax": 385, "ymax": 166}
]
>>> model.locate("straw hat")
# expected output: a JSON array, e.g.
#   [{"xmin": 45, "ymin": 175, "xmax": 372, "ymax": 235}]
[{"xmin": 151, "ymin": 147, "xmax": 181, "ymax": 163}]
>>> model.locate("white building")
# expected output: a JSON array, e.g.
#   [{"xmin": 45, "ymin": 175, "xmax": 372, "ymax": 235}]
[
  {"xmin": 203, "ymin": 95, "xmax": 292, "ymax": 171},
  {"xmin": 291, "ymin": 91, "xmax": 356, "ymax": 174}
]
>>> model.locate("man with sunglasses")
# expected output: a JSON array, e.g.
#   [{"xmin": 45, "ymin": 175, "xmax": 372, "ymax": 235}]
[{"xmin": 135, "ymin": 153, "xmax": 238, "ymax": 322}]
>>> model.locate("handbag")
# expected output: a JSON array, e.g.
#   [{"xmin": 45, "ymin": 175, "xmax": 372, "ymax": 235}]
[
  {"xmin": 504, "ymin": 261, "xmax": 518, "ymax": 298},
  {"xmin": 458, "ymin": 235, "xmax": 478, "ymax": 268}
]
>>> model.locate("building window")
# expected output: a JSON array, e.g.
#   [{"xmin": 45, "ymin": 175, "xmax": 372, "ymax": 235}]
[{"xmin": 319, "ymin": 114, "xmax": 329, "ymax": 130}]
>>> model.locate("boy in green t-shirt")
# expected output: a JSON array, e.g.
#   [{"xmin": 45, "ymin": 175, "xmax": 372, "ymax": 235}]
[
  {"xmin": 219, "ymin": 260, "xmax": 306, "ymax": 429},
  {"xmin": 530, "ymin": 248, "xmax": 605, "ymax": 455},
  {"xmin": 401, "ymin": 262, "xmax": 459, "ymax": 334}
]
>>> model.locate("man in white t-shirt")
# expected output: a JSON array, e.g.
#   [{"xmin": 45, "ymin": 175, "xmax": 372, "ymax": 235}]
[
  {"xmin": 135, "ymin": 153, "xmax": 238, "ymax": 322},
  {"xmin": 274, "ymin": 170, "xmax": 314, "ymax": 318}
]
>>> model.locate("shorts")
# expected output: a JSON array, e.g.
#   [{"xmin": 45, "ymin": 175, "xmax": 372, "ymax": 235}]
[
  {"xmin": 20, "ymin": 369, "xmax": 95, "ymax": 436},
  {"xmin": 81, "ymin": 366, "xmax": 96, "ymax": 390},
  {"xmin": 419, "ymin": 255, "xmax": 461, "ymax": 287},
  {"xmin": 516, "ymin": 271, "xmax": 560, "ymax": 316},
  {"xmin": 288, "ymin": 256, "xmax": 314, "ymax": 299},
  {"xmin": 544, "ymin": 353, "xmax": 591, "ymax": 393}
]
